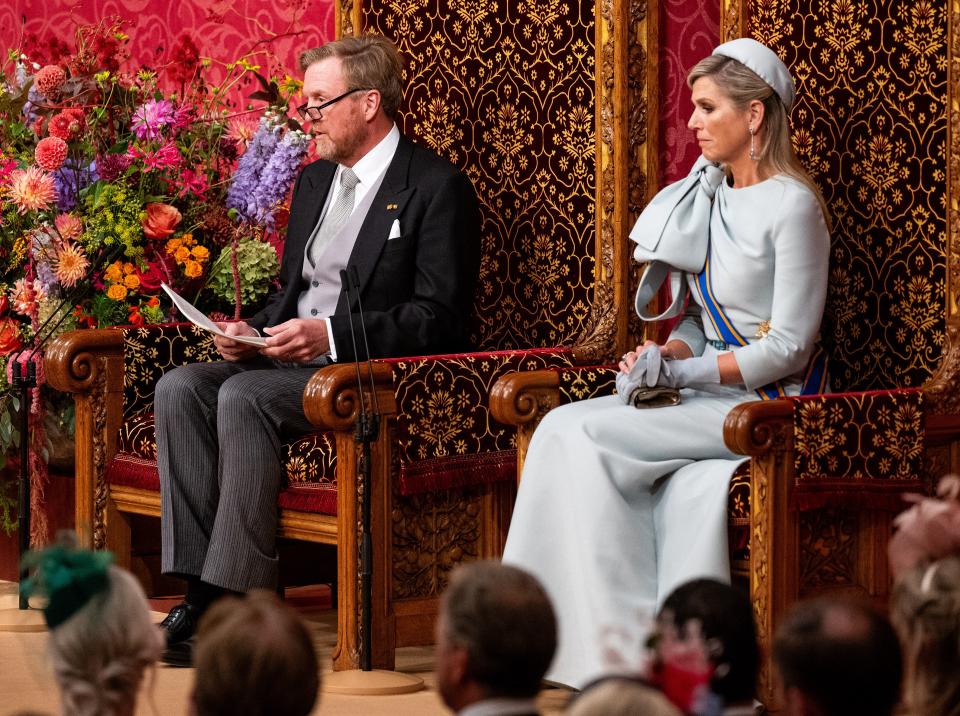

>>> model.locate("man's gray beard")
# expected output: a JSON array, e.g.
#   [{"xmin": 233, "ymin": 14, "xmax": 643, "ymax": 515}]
[{"xmin": 315, "ymin": 127, "xmax": 364, "ymax": 164}]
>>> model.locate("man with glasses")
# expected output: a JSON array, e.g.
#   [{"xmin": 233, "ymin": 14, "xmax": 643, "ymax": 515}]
[{"xmin": 154, "ymin": 35, "xmax": 481, "ymax": 665}]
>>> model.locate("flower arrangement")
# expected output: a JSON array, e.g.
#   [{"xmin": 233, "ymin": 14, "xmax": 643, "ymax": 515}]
[{"xmin": 0, "ymin": 17, "xmax": 312, "ymax": 534}]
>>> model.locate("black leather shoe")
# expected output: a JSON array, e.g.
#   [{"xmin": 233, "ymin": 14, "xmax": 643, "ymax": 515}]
[
  {"xmin": 159, "ymin": 602, "xmax": 200, "ymax": 647},
  {"xmin": 162, "ymin": 637, "xmax": 194, "ymax": 668}
]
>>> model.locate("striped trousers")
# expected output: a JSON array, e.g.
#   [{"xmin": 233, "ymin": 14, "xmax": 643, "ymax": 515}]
[{"xmin": 155, "ymin": 360, "xmax": 320, "ymax": 592}]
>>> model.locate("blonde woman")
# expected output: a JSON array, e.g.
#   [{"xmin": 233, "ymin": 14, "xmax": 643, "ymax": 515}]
[{"xmin": 503, "ymin": 38, "xmax": 831, "ymax": 689}]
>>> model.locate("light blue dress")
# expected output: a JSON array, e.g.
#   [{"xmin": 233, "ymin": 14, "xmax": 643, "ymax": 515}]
[{"xmin": 502, "ymin": 173, "xmax": 830, "ymax": 688}]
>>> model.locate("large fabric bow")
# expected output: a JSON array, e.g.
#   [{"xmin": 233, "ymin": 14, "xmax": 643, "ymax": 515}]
[{"xmin": 630, "ymin": 156, "xmax": 725, "ymax": 321}]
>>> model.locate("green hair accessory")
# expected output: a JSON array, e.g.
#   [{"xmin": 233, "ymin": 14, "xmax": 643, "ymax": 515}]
[{"xmin": 20, "ymin": 544, "xmax": 114, "ymax": 628}]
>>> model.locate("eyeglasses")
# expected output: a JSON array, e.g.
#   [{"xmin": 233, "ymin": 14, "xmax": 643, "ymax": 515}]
[{"xmin": 296, "ymin": 88, "xmax": 369, "ymax": 122}]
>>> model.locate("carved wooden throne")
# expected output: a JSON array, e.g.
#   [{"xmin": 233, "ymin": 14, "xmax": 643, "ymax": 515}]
[
  {"xmin": 491, "ymin": 0, "xmax": 960, "ymax": 709},
  {"xmin": 45, "ymin": 0, "xmax": 660, "ymax": 671}
]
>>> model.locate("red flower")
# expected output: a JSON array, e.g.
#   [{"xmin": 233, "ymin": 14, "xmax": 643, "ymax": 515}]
[
  {"xmin": 0, "ymin": 317, "xmax": 23, "ymax": 356},
  {"xmin": 35, "ymin": 136, "xmax": 69, "ymax": 171},
  {"xmin": 0, "ymin": 295, "xmax": 8, "ymax": 316},
  {"xmin": 73, "ymin": 305, "xmax": 97, "ymax": 329},
  {"xmin": 127, "ymin": 305, "xmax": 145, "ymax": 327},
  {"xmin": 48, "ymin": 109, "xmax": 86, "ymax": 142},
  {"xmin": 34, "ymin": 65, "xmax": 66, "ymax": 97},
  {"xmin": 167, "ymin": 35, "xmax": 200, "ymax": 85},
  {"xmin": 135, "ymin": 258, "xmax": 168, "ymax": 293},
  {"xmin": 142, "ymin": 203, "xmax": 182, "ymax": 239}
]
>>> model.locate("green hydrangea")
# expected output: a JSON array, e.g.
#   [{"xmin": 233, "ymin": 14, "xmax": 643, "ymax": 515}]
[{"xmin": 206, "ymin": 239, "xmax": 279, "ymax": 305}]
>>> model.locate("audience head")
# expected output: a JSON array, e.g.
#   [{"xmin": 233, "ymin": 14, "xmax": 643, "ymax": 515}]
[
  {"xmin": 435, "ymin": 561, "xmax": 557, "ymax": 711},
  {"xmin": 655, "ymin": 579, "xmax": 758, "ymax": 708},
  {"xmin": 567, "ymin": 678, "xmax": 683, "ymax": 716},
  {"xmin": 21, "ymin": 536, "xmax": 163, "ymax": 716},
  {"xmin": 889, "ymin": 476, "xmax": 960, "ymax": 716},
  {"xmin": 191, "ymin": 589, "xmax": 319, "ymax": 716},
  {"xmin": 773, "ymin": 596, "xmax": 902, "ymax": 716}
]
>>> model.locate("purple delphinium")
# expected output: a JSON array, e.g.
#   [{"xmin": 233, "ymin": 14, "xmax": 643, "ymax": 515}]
[
  {"xmin": 22, "ymin": 84, "xmax": 43, "ymax": 125},
  {"xmin": 225, "ymin": 118, "xmax": 281, "ymax": 222},
  {"xmin": 249, "ymin": 130, "xmax": 310, "ymax": 228},
  {"xmin": 30, "ymin": 227, "xmax": 59, "ymax": 296},
  {"xmin": 54, "ymin": 159, "xmax": 98, "ymax": 212},
  {"xmin": 131, "ymin": 99, "xmax": 176, "ymax": 140}
]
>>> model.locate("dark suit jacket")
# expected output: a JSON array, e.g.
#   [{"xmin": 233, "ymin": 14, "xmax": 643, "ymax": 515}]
[{"xmin": 247, "ymin": 134, "xmax": 481, "ymax": 361}]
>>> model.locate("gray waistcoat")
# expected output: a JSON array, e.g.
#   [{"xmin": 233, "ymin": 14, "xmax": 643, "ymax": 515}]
[{"xmin": 297, "ymin": 168, "xmax": 387, "ymax": 319}]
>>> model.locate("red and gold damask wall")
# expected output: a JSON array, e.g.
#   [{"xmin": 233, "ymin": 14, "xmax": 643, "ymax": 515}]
[
  {"xmin": 358, "ymin": 0, "xmax": 603, "ymax": 351},
  {"xmin": 0, "ymin": 0, "xmax": 334, "ymax": 103},
  {"xmin": 731, "ymin": 0, "xmax": 947, "ymax": 392}
]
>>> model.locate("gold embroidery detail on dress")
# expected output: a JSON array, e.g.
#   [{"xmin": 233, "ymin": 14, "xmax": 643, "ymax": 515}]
[{"xmin": 755, "ymin": 319, "xmax": 771, "ymax": 339}]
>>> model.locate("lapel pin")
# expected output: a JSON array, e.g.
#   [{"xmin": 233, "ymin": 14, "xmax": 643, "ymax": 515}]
[{"xmin": 386, "ymin": 202, "xmax": 398, "ymax": 210}]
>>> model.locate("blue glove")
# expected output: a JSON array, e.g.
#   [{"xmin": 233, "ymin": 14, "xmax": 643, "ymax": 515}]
[
  {"xmin": 657, "ymin": 354, "xmax": 721, "ymax": 390},
  {"xmin": 616, "ymin": 345, "xmax": 664, "ymax": 404}
]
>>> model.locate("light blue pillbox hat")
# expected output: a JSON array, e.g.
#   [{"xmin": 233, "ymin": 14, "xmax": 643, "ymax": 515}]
[{"xmin": 712, "ymin": 37, "xmax": 796, "ymax": 111}]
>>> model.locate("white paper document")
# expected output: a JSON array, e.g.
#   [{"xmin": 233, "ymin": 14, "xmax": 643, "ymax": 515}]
[{"xmin": 161, "ymin": 283, "xmax": 268, "ymax": 347}]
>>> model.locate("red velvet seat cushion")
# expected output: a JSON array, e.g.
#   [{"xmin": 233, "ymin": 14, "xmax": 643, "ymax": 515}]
[{"xmin": 106, "ymin": 412, "xmax": 338, "ymax": 515}]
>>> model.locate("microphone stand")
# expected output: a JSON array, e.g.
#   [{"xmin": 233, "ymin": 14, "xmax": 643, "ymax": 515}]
[
  {"xmin": 1, "ymin": 245, "xmax": 124, "ymax": 630},
  {"xmin": 321, "ymin": 268, "xmax": 423, "ymax": 696}
]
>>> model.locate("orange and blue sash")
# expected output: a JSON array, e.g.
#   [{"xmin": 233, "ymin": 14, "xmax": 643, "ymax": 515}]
[{"xmin": 694, "ymin": 256, "xmax": 828, "ymax": 400}]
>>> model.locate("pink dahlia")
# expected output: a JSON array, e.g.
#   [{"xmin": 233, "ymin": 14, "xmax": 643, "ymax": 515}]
[
  {"xmin": 6, "ymin": 167, "xmax": 57, "ymax": 214},
  {"xmin": 47, "ymin": 109, "xmax": 86, "ymax": 142},
  {"xmin": 55, "ymin": 213, "xmax": 83, "ymax": 241},
  {"xmin": 35, "ymin": 136, "xmax": 69, "ymax": 171},
  {"xmin": 131, "ymin": 99, "xmax": 175, "ymax": 140},
  {"xmin": 9, "ymin": 278, "xmax": 46, "ymax": 316},
  {"xmin": 53, "ymin": 242, "xmax": 90, "ymax": 288},
  {"xmin": 34, "ymin": 64, "xmax": 66, "ymax": 97}
]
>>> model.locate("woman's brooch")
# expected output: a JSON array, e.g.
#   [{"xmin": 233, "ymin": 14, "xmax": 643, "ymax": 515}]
[{"xmin": 755, "ymin": 320, "xmax": 771, "ymax": 339}]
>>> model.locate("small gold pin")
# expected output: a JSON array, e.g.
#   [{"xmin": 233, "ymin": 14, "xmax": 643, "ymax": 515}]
[
  {"xmin": 755, "ymin": 319, "xmax": 771, "ymax": 339},
  {"xmin": 386, "ymin": 202, "xmax": 398, "ymax": 210}
]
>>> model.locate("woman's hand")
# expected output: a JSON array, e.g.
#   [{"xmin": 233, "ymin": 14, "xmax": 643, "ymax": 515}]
[{"xmin": 619, "ymin": 339, "xmax": 693, "ymax": 373}]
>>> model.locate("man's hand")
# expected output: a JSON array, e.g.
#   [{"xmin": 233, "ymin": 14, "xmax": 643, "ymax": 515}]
[
  {"xmin": 214, "ymin": 321, "xmax": 261, "ymax": 362},
  {"xmin": 261, "ymin": 318, "xmax": 330, "ymax": 363}
]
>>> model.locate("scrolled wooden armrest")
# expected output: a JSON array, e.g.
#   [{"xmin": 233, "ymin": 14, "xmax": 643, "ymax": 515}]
[
  {"xmin": 303, "ymin": 362, "xmax": 397, "ymax": 431},
  {"xmin": 489, "ymin": 370, "xmax": 561, "ymax": 426},
  {"xmin": 45, "ymin": 328, "xmax": 124, "ymax": 395},
  {"xmin": 723, "ymin": 399, "xmax": 794, "ymax": 457}
]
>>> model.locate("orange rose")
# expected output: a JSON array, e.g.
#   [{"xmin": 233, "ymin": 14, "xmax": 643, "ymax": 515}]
[
  {"xmin": 106, "ymin": 284, "xmax": 128, "ymax": 301},
  {"xmin": 0, "ymin": 317, "xmax": 22, "ymax": 356},
  {"xmin": 142, "ymin": 202, "xmax": 182, "ymax": 239}
]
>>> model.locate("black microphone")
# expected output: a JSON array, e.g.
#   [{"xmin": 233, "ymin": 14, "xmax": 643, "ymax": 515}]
[
  {"xmin": 339, "ymin": 268, "xmax": 369, "ymax": 429},
  {"xmin": 349, "ymin": 265, "xmax": 381, "ymax": 420}
]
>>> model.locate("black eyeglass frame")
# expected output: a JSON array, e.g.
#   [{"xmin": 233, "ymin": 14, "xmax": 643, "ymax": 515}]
[{"xmin": 296, "ymin": 87, "xmax": 370, "ymax": 122}]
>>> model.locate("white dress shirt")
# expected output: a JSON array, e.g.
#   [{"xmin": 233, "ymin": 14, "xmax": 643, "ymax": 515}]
[{"xmin": 321, "ymin": 123, "xmax": 401, "ymax": 359}]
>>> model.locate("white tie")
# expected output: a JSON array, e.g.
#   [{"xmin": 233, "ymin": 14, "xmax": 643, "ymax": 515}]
[{"xmin": 309, "ymin": 167, "xmax": 360, "ymax": 267}]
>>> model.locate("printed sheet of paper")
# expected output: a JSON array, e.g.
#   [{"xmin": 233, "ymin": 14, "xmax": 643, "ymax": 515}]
[{"xmin": 161, "ymin": 283, "xmax": 267, "ymax": 348}]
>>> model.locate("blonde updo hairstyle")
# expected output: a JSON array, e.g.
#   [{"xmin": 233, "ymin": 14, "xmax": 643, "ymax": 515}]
[
  {"xmin": 687, "ymin": 54, "xmax": 830, "ymax": 227},
  {"xmin": 48, "ymin": 565, "xmax": 162, "ymax": 716},
  {"xmin": 891, "ymin": 555, "xmax": 960, "ymax": 716}
]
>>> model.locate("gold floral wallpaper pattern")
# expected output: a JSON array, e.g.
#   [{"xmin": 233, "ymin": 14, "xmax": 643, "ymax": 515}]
[
  {"xmin": 362, "ymin": 0, "xmax": 598, "ymax": 350},
  {"xmin": 748, "ymin": 0, "xmax": 947, "ymax": 391}
]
